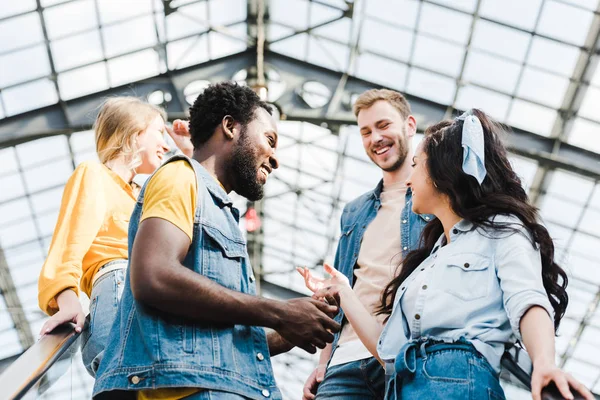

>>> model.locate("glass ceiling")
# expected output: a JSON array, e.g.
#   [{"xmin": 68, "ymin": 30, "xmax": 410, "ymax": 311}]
[{"xmin": 1, "ymin": 0, "xmax": 599, "ymax": 399}]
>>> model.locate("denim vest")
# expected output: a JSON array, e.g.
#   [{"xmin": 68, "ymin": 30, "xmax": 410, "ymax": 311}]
[
  {"xmin": 329, "ymin": 180, "xmax": 433, "ymax": 357},
  {"xmin": 93, "ymin": 156, "xmax": 281, "ymax": 400}
]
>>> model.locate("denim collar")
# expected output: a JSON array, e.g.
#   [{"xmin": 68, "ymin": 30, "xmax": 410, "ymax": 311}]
[
  {"xmin": 193, "ymin": 161, "xmax": 233, "ymax": 207},
  {"xmin": 431, "ymin": 219, "xmax": 473, "ymax": 254}
]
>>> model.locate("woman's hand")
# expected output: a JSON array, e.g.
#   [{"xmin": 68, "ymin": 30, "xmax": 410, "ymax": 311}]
[
  {"xmin": 166, "ymin": 120, "xmax": 193, "ymax": 157},
  {"xmin": 297, "ymin": 263, "xmax": 350, "ymax": 307},
  {"xmin": 40, "ymin": 289, "xmax": 85, "ymax": 336},
  {"xmin": 531, "ymin": 361, "xmax": 594, "ymax": 400}
]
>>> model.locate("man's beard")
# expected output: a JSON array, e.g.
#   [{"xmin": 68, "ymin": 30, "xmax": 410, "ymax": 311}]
[
  {"xmin": 227, "ymin": 129, "xmax": 264, "ymax": 201},
  {"xmin": 376, "ymin": 127, "xmax": 409, "ymax": 172}
]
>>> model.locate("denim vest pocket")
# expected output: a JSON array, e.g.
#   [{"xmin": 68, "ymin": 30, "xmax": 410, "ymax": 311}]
[
  {"xmin": 442, "ymin": 253, "xmax": 490, "ymax": 301},
  {"xmin": 202, "ymin": 225, "xmax": 244, "ymax": 291}
]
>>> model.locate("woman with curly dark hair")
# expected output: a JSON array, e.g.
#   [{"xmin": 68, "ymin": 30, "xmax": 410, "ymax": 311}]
[{"xmin": 299, "ymin": 109, "xmax": 593, "ymax": 400}]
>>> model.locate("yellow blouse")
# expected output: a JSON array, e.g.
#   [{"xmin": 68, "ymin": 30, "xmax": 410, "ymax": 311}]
[{"xmin": 38, "ymin": 161, "xmax": 136, "ymax": 315}]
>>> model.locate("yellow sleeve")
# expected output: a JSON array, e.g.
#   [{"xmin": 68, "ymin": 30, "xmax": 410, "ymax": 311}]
[
  {"xmin": 38, "ymin": 162, "xmax": 106, "ymax": 315},
  {"xmin": 141, "ymin": 160, "xmax": 197, "ymax": 242}
]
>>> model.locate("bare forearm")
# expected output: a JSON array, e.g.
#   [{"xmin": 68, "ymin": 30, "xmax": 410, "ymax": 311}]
[
  {"xmin": 338, "ymin": 286, "xmax": 384, "ymax": 364},
  {"xmin": 520, "ymin": 306, "xmax": 555, "ymax": 365},
  {"xmin": 318, "ymin": 342, "xmax": 333, "ymax": 365},
  {"xmin": 134, "ymin": 263, "xmax": 284, "ymax": 330}
]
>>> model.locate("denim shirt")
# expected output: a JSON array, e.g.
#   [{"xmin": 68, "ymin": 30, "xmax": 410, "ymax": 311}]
[
  {"xmin": 329, "ymin": 180, "xmax": 433, "ymax": 356},
  {"xmin": 377, "ymin": 215, "xmax": 554, "ymax": 373},
  {"xmin": 93, "ymin": 156, "xmax": 280, "ymax": 400}
]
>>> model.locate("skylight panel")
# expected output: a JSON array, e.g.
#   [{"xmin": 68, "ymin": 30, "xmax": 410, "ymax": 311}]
[
  {"xmin": 455, "ymin": 85, "xmax": 511, "ymax": 122},
  {"xmin": 50, "ymin": 30, "xmax": 103, "ymax": 72},
  {"xmin": 537, "ymin": 0, "xmax": 594, "ymax": 47},
  {"xmin": 567, "ymin": 118, "xmax": 600, "ymax": 154},
  {"xmin": 527, "ymin": 36, "xmax": 581, "ymax": 77},
  {"xmin": 270, "ymin": 0, "xmax": 309, "ymax": 30},
  {"xmin": 208, "ymin": 30, "xmax": 247, "ymax": 59},
  {"xmin": 412, "ymin": 35, "xmax": 465, "ymax": 77},
  {"xmin": 209, "ymin": 0, "xmax": 246, "ymax": 26},
  {"xmin": 406, "ymin": 67, "xmax": 457, "ymax": 105},
  {"xmin": 107, "ymin": 49, "xmax": 160, "ymax": 87},
  {"xmin": 22, "ymin": 158, "xmax": 72, "ymax": 193},
  {"xmin": 480, "ymin": 0, "xmax": 543, "ymax": 31},
  {"xmin": 540, "ymin": 195, "xmax": 584, "ymax": 227},
  {"xmin": 165, "ymin": 2, "xmax": 208, "ymax": 41},
  {"xmin": 97, "ymin": 0, "xmax": 154, "ymax": 25},
  {"xmin": 516, "ymin": 67, "xmax": 570, "ymax": 109},
  {"xmin": 364, "ymin": 0, "xmax": 419, "ymax": 30},
  {"xmin": 167, "ymin": 35, "xmax": 209, "ymax": 70},
  {"xmin": 102, "ymin": 15, "xmax": 157, "ymax": 58},
  {"xmin": 2, "ymin": 78, "xmax": 58, "ymax": 116},
  {"xmin": 306, "ymin": 36, "xmax": 349, "ymax": 72},
  {"xmin": 354, "ymin": 52, "xmax": 408, "ymax": 91},
  {"xmin": 0, "ymin": 0, "xmax": 37, "ymax": 20},
  {"xmin": 418, "ymin": 3, "xmax": 472, "ymax": 45},
  {"xmin": 360, "ymin": 19, "xmax": 413, "ymax": 62},
  {"xmin": 470, "ymin": 20, "xmax": 531, "ymax": 63},
  {"xmin": 58, "ymin": 62, "xmax": 109, "ymax": 100},
  {"xmin": 0, "ymin": 12, "xmax": 44, "ymax": 53},
  {"xmin": 577, "ymin": 86, "xmax": 600, "ymax": 123},
  {"xmin": 463, "ymin": 51, "xmax": 521, "ymax": 92},
  {"xmin": 508, "ymin": 99, "xmax": 557, "ymax": 138},
  {"xmin": 43, "ymin": 0, "xmax": 98, "ymax": 40},
  {"xmin": 0, "ymin": 44, "xmax": 50, "ymax": 88}
]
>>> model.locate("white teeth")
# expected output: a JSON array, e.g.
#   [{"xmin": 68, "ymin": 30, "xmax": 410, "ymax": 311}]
[{"xmin": 375, "ymin": 146, "xmax": 390, "ymax": 155}]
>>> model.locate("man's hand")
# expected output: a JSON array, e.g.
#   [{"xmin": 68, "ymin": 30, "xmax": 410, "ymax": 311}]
[
  {"xmin": 275, "ymin": 298, "xmax": 340, "ymax": 354},
  {"xmin": 302, "ymin": 364, "xmax": 326, "ymax": 400}
]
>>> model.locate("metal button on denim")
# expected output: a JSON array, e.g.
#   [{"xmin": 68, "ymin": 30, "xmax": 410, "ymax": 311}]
[
  {"xmin": 415, "ymin": 314, "xmax": 421, "ymax": 320},
  {"xmin": 257, "ymin": 352, "xmax": 264, "ymax": 361},
  {"xmin": 402, "ymin": 219, "xmax": 407, "ymax": 224},
  {"xmin": 262, "ymin": 389, "xmax": 270, "ymax": 397},
  {"xmin": 250, "ymin": 275, "xmax": 255, "ymax": 282},
  {"xmin": 464, "ymin": 263, "xmax": 470, "ymax": 268},
  {"xmin": 131, "ymin": 376, "xmax": 140, "ymax": 384}
]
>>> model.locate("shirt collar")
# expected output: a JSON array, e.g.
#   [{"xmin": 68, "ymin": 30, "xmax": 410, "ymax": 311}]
[
  {"xmin": 431, "ymin": 219, "xmax": 473, "ymax": 254},
  {"xmin": 194, "ymin": 162, "xmax": 233, "ymax": 207}
]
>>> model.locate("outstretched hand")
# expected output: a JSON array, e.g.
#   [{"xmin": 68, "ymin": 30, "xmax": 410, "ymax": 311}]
[
  {"xmin": 166, "ymin": 119, "xmax": 193, "ymax": 157},
  {"xmin": 297, "ymin": 263, "xmax": 350, "ymax": 308}
]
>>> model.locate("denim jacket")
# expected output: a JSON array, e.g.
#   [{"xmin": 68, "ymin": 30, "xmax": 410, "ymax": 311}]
[
  {"xmin": 377, "ymin": 215, "xmax": 554, "ymax": 373},
  {"xmin": 93, "ymin": 156, "xmax": 280, "ymax": 400},
  {"xmin": 329, "ymin": 180, "xmax": 433, "ymax": 356}
]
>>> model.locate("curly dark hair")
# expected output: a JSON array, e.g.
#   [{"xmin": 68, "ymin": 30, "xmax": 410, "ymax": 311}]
[
  {"xmin": 188, "ymin": 81, "xmax": 272, "ymax": 148},
  {"xmin": 377, "ymin": 109, "xmax": 569, "ymax": 331}
]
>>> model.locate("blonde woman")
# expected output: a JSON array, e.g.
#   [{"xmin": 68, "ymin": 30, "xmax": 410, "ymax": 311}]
[{"xmin": 37, "ymin": 97, "xmax": 192, "ymax": 376}]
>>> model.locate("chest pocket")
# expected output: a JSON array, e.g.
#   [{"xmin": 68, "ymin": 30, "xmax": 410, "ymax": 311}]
[
  {"xmin": 202, "ymin": 224, "xmax": 245, "ymax": 291},
  {"xmin": 441, "ymin": 253, "xmax": 491, "ymax": 301}
]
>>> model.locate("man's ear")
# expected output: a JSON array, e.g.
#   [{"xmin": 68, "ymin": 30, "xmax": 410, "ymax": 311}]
[
  {"xmin": 221, "ymin": 115, "xmax": 236, "ymax": 140},
  {"xmin": 406, "ymin": 115, "xmax": 417, "ymax": 138}
]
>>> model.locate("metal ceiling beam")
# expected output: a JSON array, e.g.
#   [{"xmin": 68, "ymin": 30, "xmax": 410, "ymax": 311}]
[
  {"xmin": 0, "ymin": 245, "xmax": 35, "ymax": 351},
  {"xmin": 1, "ymin": 51, "xmax": 599, "ymax": 181}
]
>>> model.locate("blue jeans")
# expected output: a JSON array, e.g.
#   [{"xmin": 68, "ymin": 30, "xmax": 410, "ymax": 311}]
[
  {"xmin": 80, "ymin": 261, "xmax": 127, "ymax": 377},
  {"xmin": 385, "ymin": 338, "xmax": 506, "ymax": 400},
  {"xmin": 316, "ymin": 357, "xmax": 385, "ymax": 400}
]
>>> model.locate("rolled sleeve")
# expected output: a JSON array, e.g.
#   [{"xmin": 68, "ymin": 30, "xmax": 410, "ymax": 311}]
[{"xmin": 495, "ymin": 230, "xmax": 554, "ymax": 341}]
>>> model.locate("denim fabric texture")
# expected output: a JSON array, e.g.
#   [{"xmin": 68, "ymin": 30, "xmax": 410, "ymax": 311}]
[
  {"xmin": 81, "ymin": 261, "xmax": 127, "ymax": 376},
  {"xmin": 93, "ymin": 156, "xmax": 280, "ymax": 400},
  {"xmin": 315, "ymin": 357, "xmax": 385, "ymax": 400}
]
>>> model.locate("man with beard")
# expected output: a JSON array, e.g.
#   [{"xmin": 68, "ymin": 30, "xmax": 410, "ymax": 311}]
[
  {"xmin": 301, "ymin": 89, "xmax": 432, "ymax": 400},
  {"xmin": 93, "ymin": 82, "xmax": 340, "ymax": 400}
]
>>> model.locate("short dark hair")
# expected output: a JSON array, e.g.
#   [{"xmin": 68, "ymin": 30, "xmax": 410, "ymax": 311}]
[{"xmin": 188, "ymin": 81, "xmax": 272, "ymax": 147}]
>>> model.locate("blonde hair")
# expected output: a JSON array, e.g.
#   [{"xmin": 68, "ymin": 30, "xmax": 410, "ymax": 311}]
[
  {"xmin": 94, "ymin": 97, "xmax": 166, "ymax": 170},
  {"xmin": 353, "ymin": 89, "xmax": 411, "ymax": 119}
]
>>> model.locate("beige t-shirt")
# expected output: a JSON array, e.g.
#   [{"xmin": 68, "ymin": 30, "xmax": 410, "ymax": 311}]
[{"xmin": 329, "ymin": 181, "xmax": 407, "ymax": 367}]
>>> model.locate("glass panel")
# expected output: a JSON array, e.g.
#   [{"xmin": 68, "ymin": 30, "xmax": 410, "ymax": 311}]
[
  {"xmin": 165, "ymin": 2, "xmax": 208, "ymax": 42},
  {"xmin": 354, "ymin": 52, "xmax": 408, "ymax": 91},
  {"xmin": 463, "ymin": 51, "xmax": 521, "ymax": 92},
  {"xmin": 567, "ymin": 118, "xmax": 600, "ymax": 154},
  {"xmin": 471, "ymin": 20, "xmax": 531, "ymax": 63},
  {"xmin": 307, "ymin": 36, "xmax": 350, "ymax": 72},
  {"xmin": 578, "ymin": 86, "xmax": 600, "ymax": 123},
  {"xmin": 0, "ymin": 0, "xmax": 37, "ymax": 19},
  {"xmin": 16, "ymin": 135, "xmax": 70, "ymax": 169},
  {"xmin": 0, "ymin": 12, "xmax": 44, "ymax": 53},
  {"xmin": 545, "ymin": 170, "xmax": 595, "ymax": 203},
  {"xmin": 270, "ymin": 0, "xmax": 309, "ymax": 30},
  {"xmin": 58, "ymin": 62, "xmax": 109, "ymax": 100},
  {"xmin": 208, "ymin": 30, "xmax": 247, "ymax": 59},
  {"xmin": 102, "ymin": 15, "xmax": 157, "ymax": 58},
  {"xmin": 107, "ymin": 49, "xmax": 160, "ymax": 87},
  {"xmin": 430, "ymin": 0, "xmax": 478, "ymax": 12},
  {"xmin": 480, "ymin": 0, "xmax": 543, "ymax": 31},
  {"xmin": 51, "ymin": 30, "xmax": 103, "ymax": 72},
  {"xmin": 507, "ymin": 99, "xmax": 557, "ymax": 137},
  {"xmin": 167, "ymin": 35, "xmax": 209, "ymax": 70},
  {"xmin": 406, "ymin": 68, "xmax": 457, "ymax": 105},
  {"xmin": 309, "ymin": 1, "xmax": 343, "ymax": 26},
  {"xmin": 360, "ymin": 19, "xmax": 413, "ymax": 62},
  {"xmin": 419, "ymin": 3, "xmax": 473, "ymax": 44},
  {"xmin": 312, "ymin": 16, "xmax": 352, "ymax": 44},
  {"xmin": 516, "ymin": 67, "xmax": 569, "ymax": 109},
  {"xmin": 539, "ymin": 195, "xmax": 583, "ymax": 227},
  {"xmin": 455, "ymin": 85, "xmax": 511, "ymax": 122},
  {"xmin": 97, "ymin": 0, "xmax": 153, "ymax": 25},
  {"xmin": 527, "ymin": 36, "xmax": 581, "ymax": 77},
  {"xmin": 2, "ymin": 79, "xmax": 58, "ymax": 116},
  {"xmin": 0, "ymin": 46, "xmax": 50, "ymax": 88},
  {"xmin": 537, "ymin": 0, "xmax": 594, "ymax": 46},
  {"xmin": 364, "ymin": 0, "xmax": 419, "ymax": 29},
  {"xmin": 412, "ymin": 35, "xmax": 465, "ymax": 77},
  {"xmin": 43, "ymin": 0, "xmax": 98, "ymax": 40}
]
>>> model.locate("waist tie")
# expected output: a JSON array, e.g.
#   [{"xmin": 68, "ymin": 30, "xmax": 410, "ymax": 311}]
[{"xmin": 385, "ymin": 337, "xmax": 477, "ymax": 398}]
